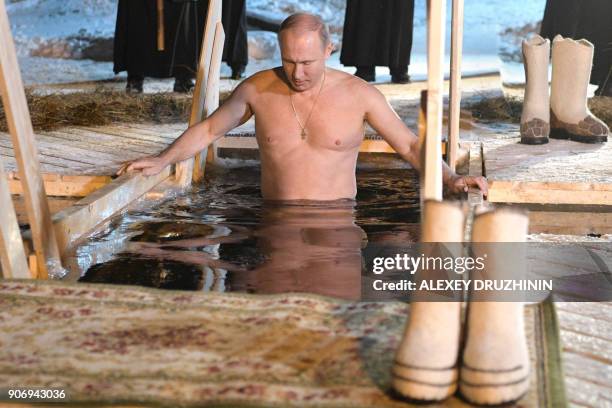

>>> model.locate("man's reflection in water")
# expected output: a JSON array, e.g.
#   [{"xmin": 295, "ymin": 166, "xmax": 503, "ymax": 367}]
[
  {"xmin": 229, "ymin": 200, "xmax": 367, "ymax": 300},
  {"xmin": 97, "ymin": 200, "xmax": 366, "ymax": 300}
]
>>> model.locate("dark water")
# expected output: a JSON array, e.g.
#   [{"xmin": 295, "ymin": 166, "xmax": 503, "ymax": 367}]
[{"xmin": 73, "ymin": 166, "xmax": 420, "ymax": 299}]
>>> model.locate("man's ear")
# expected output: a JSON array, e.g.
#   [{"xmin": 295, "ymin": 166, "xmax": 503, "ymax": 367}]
[{"xmin": 324, "ymin": 42, "xmax": 334, "ymax": 58}]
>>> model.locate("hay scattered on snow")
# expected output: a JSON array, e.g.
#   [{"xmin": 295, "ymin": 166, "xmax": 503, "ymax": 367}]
[
  {"xmin": 466, "ymin": 95, "xmax": 612, "ymax": 129},
  {"xmin": 0, "ymin": 88, "xmax": 192, "ymax": 132},
  {"xmin": 588, "ymin": 96, "xmax": 612, "ymax": 129},
  {"xmin": 2, "ymin": 88, "xmax": 610, "ymax": 133},
  {"xmin": 466, "ymin": 95, "xmax": 523, "ymax": 123}
]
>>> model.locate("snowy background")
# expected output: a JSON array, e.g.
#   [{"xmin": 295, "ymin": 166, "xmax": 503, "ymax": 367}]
[{"xmin": 6, "ymin": 0, "xmax": 547, "ymax": 85}]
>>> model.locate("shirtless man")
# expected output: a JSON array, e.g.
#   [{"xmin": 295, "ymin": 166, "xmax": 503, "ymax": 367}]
[{"xmin": 119, "ymin": 13, "xmax": 488, "ymax": 200}]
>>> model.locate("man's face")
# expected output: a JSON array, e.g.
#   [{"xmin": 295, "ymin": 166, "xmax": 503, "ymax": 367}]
[{"xmin": 279, "ymin": 29, "xmax": 332, "ymax": 92}]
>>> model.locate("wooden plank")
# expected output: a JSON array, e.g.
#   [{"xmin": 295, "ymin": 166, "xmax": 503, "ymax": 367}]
[
  {"xmin": 528, "ymin": 210, "xmax": 612, "ymax": 235},
  {"xmin": 8, "ymin": 172, "xmax": 111, "ymax": 197},
  {"xmin": 447, "ymin": 0, "xmax": 464, "ymax": 171},
  {"xmin": 1, "ymin": 136, "xmax": 127, "ymax": 166},
  {"xmin": 197, "ymin": 22, "xmax": 225, "ymax": 176},
  {"xmin": 43, "ymin": 130, "xmax": 157, "ymax": 156},
  {"xmin": 0, "ymin": 139, "xmax": 93, "ymax": 170},
  {"xmin": 74, "ymin": 125, "xmax": 176, "ymax": 145},
  {"xmin": 467, "ymin": 141, "xmax": 485, "ymax": 206},
  {"xmin": 488, "ymin": 180, "xmax": 612, "ymax": 206},
  {"xmin": 115, "ymin": 122, "xmax": 186, "ymax": 137},
  {"xmin": 557, "ymin": 309, "xmax": 612, "ymax": 342},
  {"xmin": 423, "ymin": 0, "xmax": 446, "ymax": 201},
  {"xmin": 0, "ymin": 158, "xmax": 30, "ymax": 278},
  {"xmin": 51, "ymin": 168, "xmax": 170, "ymax": 255},
  {"xmin": 175, "ymin": 0, "xmax": 221, "ymax": 186},
  {"xmin": 0, "ymin": 0, "xmax": 61, "ymax": 278},
  {"xmin": 559, "ymin": 328, "xmax": 612, "ymax": 364},
  {"xmin": 13, "ymin": 195, "xmax": 78, "ymax": 226},
  {"xmin": 0, "ymin": 148, "xmax": 71, "ymax": 173}
]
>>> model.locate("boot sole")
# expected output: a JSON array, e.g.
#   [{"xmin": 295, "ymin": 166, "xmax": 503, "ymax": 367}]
[
  {"xmin": 457, "ymin": 388, "xmax": 528, "ymax": 407},
  {"xmin": 520, "ymin": 136, "xmax": 549, "ymax": 145},
  {"xmin": 550, "ymin": 128, "xmax": 608, "ymax": 143},
  {"xmin": 391, "ymin": 362, "xmax": 458, "ymax": 402},
  {"xmin": 458, "ymin": 365, "xmax": 529, "ymax": 406}
]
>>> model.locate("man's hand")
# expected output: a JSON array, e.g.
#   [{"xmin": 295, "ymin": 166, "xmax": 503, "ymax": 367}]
[
  {"xmin": 117, "ymin": 155, "xmax": 169, "ymax": 177},
  {"xmin": 446, "ymin": 175, "xmax": 489, "ymax": 197}
]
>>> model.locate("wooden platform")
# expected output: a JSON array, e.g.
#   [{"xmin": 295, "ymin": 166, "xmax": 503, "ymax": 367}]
[
  {"xmin": 0, "ymin": 123, "xmax": 185, "ymax": 176},
  {"xmin": 556, "ymin": 302, "xmax": 612, "ymax": 407},
  {"xmin": 483, "ymin": 137, "xmax": 612, "ymax": 206}
]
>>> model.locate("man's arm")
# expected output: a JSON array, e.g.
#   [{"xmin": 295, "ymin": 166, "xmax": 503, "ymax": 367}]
[
  {"xmin": 362, "ymin": 85, "xmax": 488, "ymax": 196},
  {"xmin": 118, "ymin": 80, "xmax": 254, "ymax": 176}
]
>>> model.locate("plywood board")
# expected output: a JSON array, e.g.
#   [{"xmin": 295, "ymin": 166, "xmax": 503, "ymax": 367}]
[{"xmin": 484, "ymin": 137, "xmax": 612, "ymax": 205}]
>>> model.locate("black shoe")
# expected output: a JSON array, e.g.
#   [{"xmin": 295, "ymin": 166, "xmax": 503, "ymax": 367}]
[
  {"xmin": 390, "ymin": 67, "xmax": 411, "ymax": 84},
  {"xmin": 231, "ymin": 65, "xmax": 246, "ymax": 80},
  {"xmin": 173, "ymin": 77, "xmax": 195, "ymax": 93},
  {"xmin": 354, "ymin": 66, "xmax": 375, "ymax": 82},
  {"xmin": 126, "ymin": 77, "xmax": 143, "ymax": 94}
]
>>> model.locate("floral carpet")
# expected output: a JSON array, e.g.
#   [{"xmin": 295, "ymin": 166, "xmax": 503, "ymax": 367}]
[{"xmin": 0, "ymin": 279, "xmax": 565, "ymax": 407}]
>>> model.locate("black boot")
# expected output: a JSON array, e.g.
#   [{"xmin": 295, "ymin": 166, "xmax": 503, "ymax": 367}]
[
  {"xmin": 173, "ymin": 76, "xmax": 195, "ymax": 93},
  {"xmin": 390, "ymin": 66, "xmax": 410, "ymax": 84},
  {"xmin": 354, "ymin": 66, "xmax": 375, "ymax": 82},
  {"xmin": 126, "ymin": 74, "xmax": 144, "ymax": 94},
  {"xmin": 231, "ymin": 64, "xmax": 246, "ymax": 80}
]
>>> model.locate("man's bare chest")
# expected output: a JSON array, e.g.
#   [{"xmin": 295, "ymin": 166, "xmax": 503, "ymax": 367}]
[{"xmin": 252, "ymin": 94, "xmax": 365, "ymax": 151}]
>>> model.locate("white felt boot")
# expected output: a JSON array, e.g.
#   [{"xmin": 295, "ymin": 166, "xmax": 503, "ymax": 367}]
[
  {"xmin": 520, "ymin": 35, "xmax": 550, "ymax": 145},
  {"xmin": 460, "ymin": 208, "xmax": 530, "ymax": 405},
  {"xmin": 550, "ymin": 35, "xmax": 609, "ymax": 143},
  {"xmin": 392, "ymin": 200, "xmax": 464, "ymax": 402}
]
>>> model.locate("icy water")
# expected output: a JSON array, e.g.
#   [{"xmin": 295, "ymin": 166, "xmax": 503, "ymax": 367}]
[{"xmin": 70, "ymin": 166, "xmax": 420, "ymax": 299}]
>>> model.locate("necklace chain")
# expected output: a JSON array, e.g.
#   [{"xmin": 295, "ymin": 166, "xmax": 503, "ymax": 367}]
[{"xmin": 290, "ymin": 70, "xmax": 326, "ymax": 140}]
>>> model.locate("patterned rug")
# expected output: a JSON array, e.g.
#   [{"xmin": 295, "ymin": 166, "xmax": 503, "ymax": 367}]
[{"xmin": 0, "ymin": 279, "xmax": 566, "ymax": 407}]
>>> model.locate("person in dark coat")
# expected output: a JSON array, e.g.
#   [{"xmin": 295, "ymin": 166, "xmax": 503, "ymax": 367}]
[
  {"xmin": 222, "ymin": 0, "xmax": 249, "ymax": 79},
  {"xmin": 540, "ymin": 0, "xmax": 612, "ymax": 95},
  {"xmin": 340, "ymin": 0, "xmax": 415, "ymax": 84},
  {"xmin": 113, "ymin": 0, "xmax": 248, "ymax": 94}
]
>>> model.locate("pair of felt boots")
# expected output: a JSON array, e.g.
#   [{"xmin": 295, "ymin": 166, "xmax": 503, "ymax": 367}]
[
  {"xmin": 521, "ymin": 35, "xmax": 609, "ymax": 145},
  {"xmin": 392, "ymin": 201, "xmax": 530, "ymax": 406}
]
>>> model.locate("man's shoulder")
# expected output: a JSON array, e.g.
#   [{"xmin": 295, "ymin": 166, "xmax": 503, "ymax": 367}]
[
  {"xmin": 326, "ymin": 68, "xmax": 376, "ymax": 98},
  {"xmin": 241, "ymin": 68, "xmax": 283, "ymax": 88}
]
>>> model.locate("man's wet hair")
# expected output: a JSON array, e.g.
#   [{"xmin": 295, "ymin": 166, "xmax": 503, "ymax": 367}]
[{"xmin": 278, "ymin": 13, "xmax": 331, "ymax": 47}]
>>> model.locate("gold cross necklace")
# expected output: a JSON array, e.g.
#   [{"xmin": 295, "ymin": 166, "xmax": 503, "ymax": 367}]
[{"xmin": 289, "ymin": 70, "xmax": 326, "ymax": 140}]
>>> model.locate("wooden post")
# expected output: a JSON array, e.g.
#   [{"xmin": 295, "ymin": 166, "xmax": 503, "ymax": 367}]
[
  {"xmin": 157, "ymin": 0, "xmax": 165, "ymax": 51},
  {"xmin": 418, "ymin": 90, "xmax": 428, "ymax": 211},
  {"xmin": 447, "ymin": 0, "xmax": 464, "ymax": 172},
  {"xmin": 203, "ymin": 23, "xmax": 225, "ymax": 167},
  {"xmin": 193, "ymin": 22, "xmax": 225, "ymax": 180},
  {"xmin": 174, "ymin": 0, "xmax": 221, "ymax": 187},
  {"xmin": 423, "ymin": 0, "xmax": 446, "ymax": 201},
  {"xmin": 0, "ymin": 158, "xmax": 31, "ymax": 278},
  {"xmin": 0, "ymin": 0, "xmax": 63, "ymax": 278}
]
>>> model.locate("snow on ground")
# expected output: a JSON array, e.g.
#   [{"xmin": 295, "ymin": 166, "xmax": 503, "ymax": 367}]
[{"xmin": 6, "ymin": 0, "xmax": 546, "ymax": 86}]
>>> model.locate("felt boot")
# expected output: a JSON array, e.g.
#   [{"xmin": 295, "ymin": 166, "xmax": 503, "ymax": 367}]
[
  {"xmin": 392, "ymin": 200, "xmax": 464, "ymax": 402},
  {"xmin": 459, "ymin": 208, "xmax": 530, "ymax": 405},
  {"xmin": 550, "ymin": 35, "xmax": 609, "ymax": 143},
  {"xmin": 520, "ymin": 35, "xmax": 550, "ymax": 145}
]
